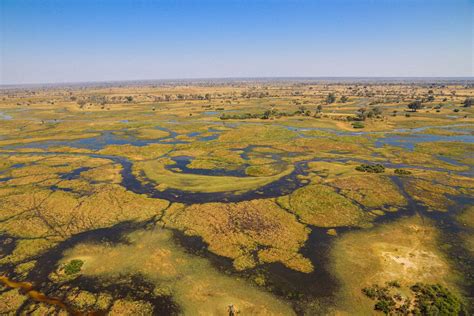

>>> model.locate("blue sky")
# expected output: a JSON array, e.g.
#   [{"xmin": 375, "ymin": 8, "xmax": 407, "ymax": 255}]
[{"xmin": 1, "ymin": 0, "xmax": 472, "ymax": 84}]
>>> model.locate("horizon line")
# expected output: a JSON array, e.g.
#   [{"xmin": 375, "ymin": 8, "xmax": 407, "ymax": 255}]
[{"xmin": 1, "ymin": 76, "xmax": 474, "ymax": 88}]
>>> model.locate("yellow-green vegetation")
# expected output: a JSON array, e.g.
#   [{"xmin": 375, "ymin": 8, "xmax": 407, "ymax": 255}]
[
  {"xmin": 173, "ymin": 147, "xmax": 248, "ymax": 171},
  {"xmin": 0, "ymin": 288, "xmax": 28, "ymax": 314},
  {"xmin": 275, "ymin": 136, "xmax": 372, "ymax": 158},
  {"xmin": 362, "ymin": 281, "xmax": 466, "ymax": 315},
  {"xmin": 136, "ymin": 158, "xmax": 294, "ymax": 193},
  {"xmin": 62, "ymin": 228, "xmax": 296, "ymax": 315},
  {"xmin": 303, "ymin": 161, "xmax": 407, "ymax": 211},
  {"xmin": 63, "ymin": 259, "xmax": 84, "ymax": 275},
  {"xmin": 186, "ymin": 158, "xmax": 242, "ymax": 171},
  {"xmin": 330, "ymin": 174, "xmax": 406, "ymax": 209},
  {"xmin": 0, "ymin": 155, "xmax": 169, "ymax": 267},
  {"xmin": 417, "ymin": 141, "xmax": 474, "ymax": 157},
  {"xmin": 133, "ymin": 128, "xmax": 169, "ymax": 140},
  {"xmin": 377, "ymin": 145, "xmax": 469, "ymax": 172},
  {"xmin": 109, "ymin": 299, "xmax": 153, "ymax": 315},
  {"xmin": 415, "ymin": 170, "xmax": 474, "ymax": 196},
  {"xmin": 64, "ymin": 290, "xmax": 111, "ymax": 313},
  {"xmin": 331, "ymin": 215, "xmax": 462, "ymax": 314},
  {"xmin": 100, "ymin": 143, "xmax": 174, "ymax": 160},
  {"xmin": 306, "ymin": 161, "xmax": 359, "ymax": 179},
  {"xmin": 404, "ymin": 178, "xmax": 458, "ymax": 211},
  {"xmin": 416, "ymin": 141, "xmax": 474, "ymax": 166},
  {"xmin": 245, "ymin": 164, "xmax": 282, "ymax": 176},
  {"xmin": 277, "ymin": 184, "xmax": 368, "ymax": 227},
  {"xmin": 458, "ymin": 206, "xmax": 474, "ymax": 228},
  {"xmin": 419, "ymin": 128, "xmax": 468, "ymax": 136},
  {"xmin": 218, "ymin": 124, "xmax": 297, "ymax": 144},
  {"xmin": 1, "ymin": 81, "xmax": 473, "ymax": 315},
  {"xmin": 162, "ymin": 200, "xmax": 312, "ymax": 272},
  {"xmin": 457, "ymin": 206, "xmax": 474, "ymax": 257}
]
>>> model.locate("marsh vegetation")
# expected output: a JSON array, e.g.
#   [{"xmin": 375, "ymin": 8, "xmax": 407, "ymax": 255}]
[{"xmin": 0, "ymin": 79, "xmax": 473, "ymax": 315}]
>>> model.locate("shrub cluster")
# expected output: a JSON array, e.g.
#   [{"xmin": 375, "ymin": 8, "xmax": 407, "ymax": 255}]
[
  {"xmin": 352, "ymin": 121, "xmax": 365, "ymax": 129},
  {"xmin": 362, "ymin": 282, "xmax": 465, "ymax": 315},
  {"xmin": 463, "ymin": 97, "xmax": 473, "ymax": 108},
  {"xmin": 394, "ymin": 168, "xmax": 412, "ymax": 175},
  {"xmin": 410, "ymin": 283, "xmax": 465, "ymax": 315},
  {"xmin": 220, "ymin": 108, "xmax": 310, "ymax": 120},
  {"xmin": 64, "ymin": 259, "xmax": 84, "ymax": 275},
  {"xmin": 355, "ymin": 164, "xmax": 385, "ymax": 173}
]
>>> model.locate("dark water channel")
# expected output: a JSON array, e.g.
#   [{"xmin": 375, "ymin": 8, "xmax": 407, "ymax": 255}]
[{"xmin": 0, "ymin": 122, "xmax": 473, "ymax": 314}]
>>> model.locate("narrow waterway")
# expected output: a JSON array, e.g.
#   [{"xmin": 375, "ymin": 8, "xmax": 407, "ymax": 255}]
[{"xmin": 0, "ymin": 122, "xmax": 473, "ymax": 314}]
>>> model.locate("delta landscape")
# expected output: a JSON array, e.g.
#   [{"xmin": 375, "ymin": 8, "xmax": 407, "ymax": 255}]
[
  {"xmin": 1, "ymin": 0, "xmax": 473, "ymax": 315},
  {"xmin": 0, "ymin": 78, "xmax": 472, "ymax": 315}
]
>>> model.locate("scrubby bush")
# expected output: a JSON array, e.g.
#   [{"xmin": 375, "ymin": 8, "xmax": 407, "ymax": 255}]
[
  {"xmin": 410, "ymin": 283, "xmax": 465, "ymax": 315},
  {"xmin": 362, "ymin": 286, "xmax": 378, "ymax": 299},
  {"xmin": 355, "ymin": 164, "xmax": 385, "ymax": 173},
  {"xmin": 375, "ymin": 299, "xmax": 395, "ymax": 314},
  {"xmin": 394, "ymin": 169, "xmax": 412, "ymax": 175},
  {"xmin": 352, "ymin": 121, "xmax": 365, "ymax": 129},
  {"xmin": 326, "ymin": 93, "xmax": 336, "ymax": 104},
  {"xmin": 407, "ymin": 100, "xmax": 423, "ymax": 112},
  {"xmin": 355, "ymin": 107, "xmax": 382, "ymax": 121},
  {"xmin": 463, "ymin": 97, "xmax": 473, "ymax": 108},
  {"xmin": 220, "ymin": 107, "xmax": 313, "ymax": 120},
  {"xmin": 369, "ymin": 106, "xmax": 383, "ymax": 117},
  {"xmin": 362, "ymin": 282, "xmax": 466, "ymax": 316},
  {"xmin": 387, "ymin": 280, "xmax": 401, "ymax": 288},
  {"xmin": 64, "ymin": 259, "xmax": 84, "ymax": 275},
  {"xmin": 362, "ymin": 281, "xmax": 467, "ymax": 316}
]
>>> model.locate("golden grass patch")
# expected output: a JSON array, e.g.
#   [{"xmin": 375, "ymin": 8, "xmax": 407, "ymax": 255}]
[
  {"xmin": 278, "ymin": 184, "xmax": 368, "ymax": 227},
  {"xmin": 162, "ymin": 200, "xmax": 312, "ymax": 272},
  {"xmin": 331, "ymin": 215, "xmax": 460, "ymax": 314}
]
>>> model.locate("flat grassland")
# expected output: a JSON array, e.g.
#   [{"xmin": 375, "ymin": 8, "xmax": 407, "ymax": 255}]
[{"xmin": 0, "ymin": 80, "xmax": 473, "ymax": 315}]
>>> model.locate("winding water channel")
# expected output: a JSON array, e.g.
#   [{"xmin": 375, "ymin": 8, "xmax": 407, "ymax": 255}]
[
  {"xmin": 2, "ymin": 121, "xmax": 473, "ymax": 202},
  {"xmin": 0, "ymin": 121, "xmax": 473, "ymax": 314}
]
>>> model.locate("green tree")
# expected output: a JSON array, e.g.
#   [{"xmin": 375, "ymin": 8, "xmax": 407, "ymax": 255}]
[
  {"xmin": 407, "ymin": 100, "xmax": 422, "ymax": 112},
  {"xmin": 326, "ymin": 93, "xmax": 336, "ymax": 104},
  {"xmin": 411, "ymin": 283, "xmax": 465, "ymax": 315},
  {"xmin": 463, "ymin": 97, "xmax": 473, "ymax": 107},
  {"xmin": 262, "ymin": 110, "xmax": 271, "ymax": 119}
]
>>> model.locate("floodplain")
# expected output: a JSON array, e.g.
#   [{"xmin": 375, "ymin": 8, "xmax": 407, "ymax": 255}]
[{"xmin": 0, "ymin": 79, "xmax": 473, "ymax": 315}]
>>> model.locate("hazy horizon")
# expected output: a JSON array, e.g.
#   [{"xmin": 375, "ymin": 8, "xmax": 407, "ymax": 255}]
[
  {"xmin": 1, "ymin": 0, "xmax": 473, "ymax": 85},
  {"xmin": 2, "ymin": 76, "xmax": 474, "ymax": 89}
]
